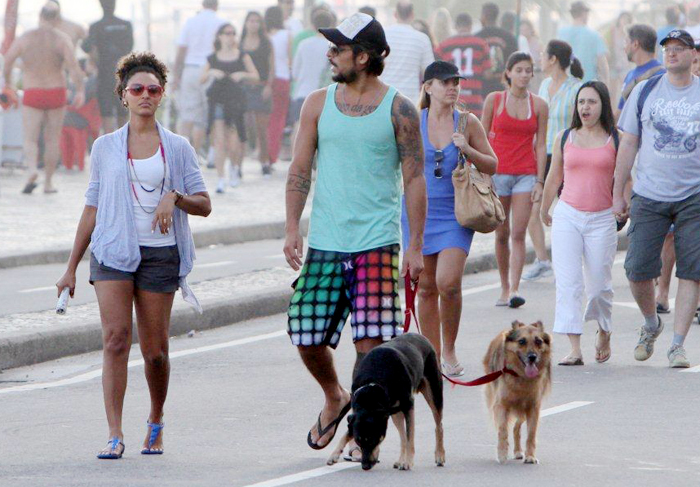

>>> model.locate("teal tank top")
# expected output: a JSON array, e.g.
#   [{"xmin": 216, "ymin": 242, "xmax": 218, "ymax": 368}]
[{"xmin": 309, "ymin": 83, "xmax": 401, "ymax": 252}]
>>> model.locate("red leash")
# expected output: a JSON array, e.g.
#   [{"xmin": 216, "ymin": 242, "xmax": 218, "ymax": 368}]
[{"xmin": 403, "ymin": 270, "xmax": 518, "ymax": 386}]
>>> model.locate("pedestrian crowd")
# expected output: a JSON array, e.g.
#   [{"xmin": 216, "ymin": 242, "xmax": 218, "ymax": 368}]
[{"xmin": 0, "ymin": 0, "xmax": 689, "ymax": 462}]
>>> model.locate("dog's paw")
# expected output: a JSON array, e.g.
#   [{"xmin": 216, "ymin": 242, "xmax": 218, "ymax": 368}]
[
  {"xmin": 393, "ymin": 460, "xmax": 413, "ymax": 471},
  {"xmin": 435, "ymin": 451, "xmax": 445, "ymax": 467},
  {"xmin": 523, "ymin": 456, "xmax": 539, "ymax": 464},
  {"xmin": 326, "ymin": 452, "xmax": 341, "ymax": 466},
  {"xmin": 514, "ymin": 451, "xmax": 524, "ymax": 460},
  {"xmin": 497, "ymin": 453, "xmax": 508, "ymax": 464}
]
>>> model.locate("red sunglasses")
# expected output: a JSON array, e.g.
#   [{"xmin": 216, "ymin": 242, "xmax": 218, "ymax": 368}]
[{"xmin": 125, "ymin": 84, "xmax": 163, "ymax": 97}]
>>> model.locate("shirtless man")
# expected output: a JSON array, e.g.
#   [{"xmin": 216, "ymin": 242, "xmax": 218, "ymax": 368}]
[
  {"xmin": 48, "ymin": 0, "xmax": 86, "ymax": 50},
  {"xmin": 3, "ymin": 2, "xmax": 84, "ymax": 193}
]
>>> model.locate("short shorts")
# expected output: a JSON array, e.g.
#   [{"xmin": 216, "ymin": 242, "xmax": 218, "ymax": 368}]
[
  {"xmin": 492, "ymin": 174, "xmax": 537, "ymax": 197},
  {"xmin": 287, "ymin": 244, "xmax": 403, "ymax": 348},
  {"xmin": 90, "ymin": 245, "xmax": 180, "ymax": 293}
]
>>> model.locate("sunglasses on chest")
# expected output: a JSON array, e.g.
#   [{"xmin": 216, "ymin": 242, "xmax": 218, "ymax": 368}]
[{"xmin": 434, "ymin": 149, "xmax": 444, "ymax": 179}]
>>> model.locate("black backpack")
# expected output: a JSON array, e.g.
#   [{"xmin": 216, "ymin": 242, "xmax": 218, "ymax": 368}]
[{"xmin": 635, "ymin": 73, "xmax": 664, "ymax": 145}]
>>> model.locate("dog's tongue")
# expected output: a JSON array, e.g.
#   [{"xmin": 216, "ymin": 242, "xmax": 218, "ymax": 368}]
[{"xmin": 524, "ymin": 363, "xmax": 539, "ymax": 378}]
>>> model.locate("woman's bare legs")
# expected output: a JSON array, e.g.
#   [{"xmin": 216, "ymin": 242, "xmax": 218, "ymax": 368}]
[{"xmin": 435, "ymin": 248, "xmax": 468, "ymax": 366}]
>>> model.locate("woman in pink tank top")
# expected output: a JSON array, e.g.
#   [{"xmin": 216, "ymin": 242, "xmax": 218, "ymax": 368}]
[
  {"xmin": 541, "ymin": 81, "xmax": 620, "ymax": 366},
  {"xmin": 482, "ymin": 52, "xmax": 548, "ymax": 309}
]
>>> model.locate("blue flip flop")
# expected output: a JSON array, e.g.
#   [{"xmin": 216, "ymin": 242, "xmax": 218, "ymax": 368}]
[
  {"xmin": 141, "ymin": 421, "xmax": 164, "ymax": 455},
  {"xmin": 97, "ymin": 437, "xmax": 125, "ymax": 459}
]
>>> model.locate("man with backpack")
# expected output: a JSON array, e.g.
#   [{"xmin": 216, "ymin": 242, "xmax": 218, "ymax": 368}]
[
  {"xmin": 613, "ymin": 30, "xmax": 700, "ymax": 368},
  {"xmin": 615, "ymin": 24, "xmax": 665, "ymax": 121}
]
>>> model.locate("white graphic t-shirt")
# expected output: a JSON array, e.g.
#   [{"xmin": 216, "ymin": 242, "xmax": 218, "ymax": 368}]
[{"xmin": 619, "ymin": 75, "xmax": 700, "ymax": 202}]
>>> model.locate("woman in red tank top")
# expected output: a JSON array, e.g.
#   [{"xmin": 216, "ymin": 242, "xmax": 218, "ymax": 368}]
[{"xmin": 482, "ymin": 52, "xmax": 548, "ymax": 308}]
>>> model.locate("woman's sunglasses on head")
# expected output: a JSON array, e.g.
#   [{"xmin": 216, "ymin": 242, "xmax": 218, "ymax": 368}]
[{"xmin": 125, "ymin": 84, "xmax": 164, "ymax": 97}]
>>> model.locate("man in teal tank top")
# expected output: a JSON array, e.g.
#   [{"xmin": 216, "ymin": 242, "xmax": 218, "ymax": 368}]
[{"xmin": 282, "ymin": 13, "xmax": 427, "ymax": 459}]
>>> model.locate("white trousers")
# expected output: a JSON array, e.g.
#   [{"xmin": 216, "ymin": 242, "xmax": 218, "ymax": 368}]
[{"xmin": 551, "ymin": 201, "xmax": 618, "ymax": 334}]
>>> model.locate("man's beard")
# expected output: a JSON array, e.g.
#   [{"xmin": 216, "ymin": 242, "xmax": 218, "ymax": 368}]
[{"xmin": 332, "ymin": 67, "xmax": 359, "ymax": 84}]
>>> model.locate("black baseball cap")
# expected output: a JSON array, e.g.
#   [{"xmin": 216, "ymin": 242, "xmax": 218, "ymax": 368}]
[
  {"xmin": 319, "ymin": 12, "xmax": 390, "ymax": 56},
  {"xmin": 660, "ymin": 29, "xmax": 695, "ymax": 48},
  {"xmin": 423, "ymin": 61, "xmax": 465, "ymax": 82}
]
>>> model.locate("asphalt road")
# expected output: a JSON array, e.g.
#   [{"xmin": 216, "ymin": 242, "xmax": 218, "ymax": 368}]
[
  {"xmin": 0, "ymin": 239, "xmax": 287, "ymax": 316},
  {"xmin": 1, "ymin": 254, "xmax": 699, "ymax": 487}
]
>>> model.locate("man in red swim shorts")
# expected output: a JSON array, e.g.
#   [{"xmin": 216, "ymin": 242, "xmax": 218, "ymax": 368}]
[{"xmin": 2, "ymin": 2, "xmax": 84, "ymax": 194}]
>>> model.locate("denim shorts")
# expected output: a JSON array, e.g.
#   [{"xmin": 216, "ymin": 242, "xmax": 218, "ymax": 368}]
[
  {"xmin": 90, "ymin": 245, "xmax": 180, "ymax": 293},
  {"xmin": 492, "ymin": 174, "xmax": 537, "ymax": 197},
  {"xmin": 625, "ymin": 191, "xmax": 700, "ymax": 282}
]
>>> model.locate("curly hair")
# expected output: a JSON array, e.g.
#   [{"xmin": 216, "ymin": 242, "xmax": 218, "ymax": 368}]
[{"xmin": 114, "ymin": 52, "xmax": 168, "ymax": 101}]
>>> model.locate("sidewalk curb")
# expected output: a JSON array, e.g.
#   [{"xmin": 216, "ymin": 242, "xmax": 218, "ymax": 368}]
[
  {"xmin": 0, "ymin": 219, "xmax": 309, "ymax": 270},
  {"xmin": 0, "ymin": 234, "xmax": 630, "ymax": 371}
]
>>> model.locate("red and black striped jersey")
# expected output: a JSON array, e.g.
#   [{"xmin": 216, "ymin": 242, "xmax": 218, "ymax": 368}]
[{"xmin": 435, "ymin": 35, "xmax": 491, "ymax": 116}]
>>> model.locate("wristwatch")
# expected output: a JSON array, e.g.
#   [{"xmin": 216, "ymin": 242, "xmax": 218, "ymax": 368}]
[{"xmin": 170, "ymin": 189, "xmax": 184, "ymax": 205}]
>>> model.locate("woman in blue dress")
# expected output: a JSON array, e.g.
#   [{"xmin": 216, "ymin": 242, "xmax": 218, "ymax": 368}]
[{"xmin": 402, "ymin": 61, "xmax": 498, "ymax": 377}]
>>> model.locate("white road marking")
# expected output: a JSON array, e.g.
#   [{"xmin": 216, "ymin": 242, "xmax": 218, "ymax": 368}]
[
  {"xmin": 243, "ymin": 463, "xmax": 360, "ymax": 487},
  {"xmin": 241, "ymin": 400, "xmax": 594, "ymax": 487},
  {"xmin": 0, "ymin": 330, "xmax": 286, "ymax": 395},
  {"xmin": 680, "ymin": 364, "xmax": 700, "ymax": 373},
  {"xmin": 196, "ymin": 260, "xmax": 237, "ymax": 269},
  {"xmin": 266, "ymin": 254, "xmax": 285, "ymax": 259},
  {"xmin": 540, "ymin": 401, "xmax": 594, "ymax": 417},
  {"xmin": 18, "ymin": 286, "xmax": 56, "ymax": 294}
]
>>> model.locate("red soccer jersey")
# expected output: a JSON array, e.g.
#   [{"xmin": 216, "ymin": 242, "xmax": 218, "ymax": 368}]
[{"xmin": 436, "ymin": 35, "xmax": 492, "ymax": 116}]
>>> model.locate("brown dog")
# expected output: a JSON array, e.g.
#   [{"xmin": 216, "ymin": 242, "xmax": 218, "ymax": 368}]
[{"xmin": 483, "ymin": 320, "xmax": 552, "ymax": 465}]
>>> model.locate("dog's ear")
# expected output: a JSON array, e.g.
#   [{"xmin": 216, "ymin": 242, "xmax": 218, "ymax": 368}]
[
  {"xmin": 543, "ymin": 333, "xmax": 551, "ymax": 345},
  {"xmin": 532, "ymin": 320, "xmax": 544, "ymax": 331},
  {"xmin": 511, "ymin": 320, "xmax": 525, "ymax": 330},
  {"xmin": 505, "ymin": 329, "xmax": 518, "ymax": 342}
]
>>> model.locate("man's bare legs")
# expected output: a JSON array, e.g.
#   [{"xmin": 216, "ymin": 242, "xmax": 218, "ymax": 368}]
[
  {"xmin": 630, "ymin": 279, "xmax": 657, "ymax": 317},
  {"xmin": 299, "ymin": 345, "xmax": 351, "ymax": 449},
  {"xmin": 656, "ymin": 233, "xmax": 676, "ymax": 310},
  {"xmin": 42, "ymin": 106, "xmax": 66, "ymax": 192},
  {"xmin": 299, "ymin": 337, "xmax": 382, "ymax": 449},
  {"xmin": 21, "ymin": 105, "xmax": 43, "ymax": 191},
  {"xmin": 672, "ymin": 279, "xmax": 700, "ymax": 341}
]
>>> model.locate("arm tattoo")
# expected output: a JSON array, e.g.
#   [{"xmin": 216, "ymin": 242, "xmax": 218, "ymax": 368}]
[
  {"xmin": 392, "ymin": 95, "xmax": 424, "ymax": 179},
  {"xmin": 286, "ymin": 173, "xmax": 311, "ymax": 195}
]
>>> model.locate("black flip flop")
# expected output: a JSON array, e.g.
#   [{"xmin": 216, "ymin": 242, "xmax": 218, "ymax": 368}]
[
  {"xmin": 21, "ymin": 181, "xmax": 38, "ymax": 194},
  {"xmin": 508, "ymin": 295, "xmax": 525, "ymax": 309},
  {"xmin": 656, "ymin": 303, "xmax": 671, "ymax": 314},
  {"xmin": 307, "ymin": 401, "xmax": 352, "ymax": 450}
]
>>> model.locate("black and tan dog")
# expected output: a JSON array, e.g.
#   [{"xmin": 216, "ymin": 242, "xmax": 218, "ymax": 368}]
[
  {"xmin": 484, "ymin": 320, "xmax": 552, "ymax": 465},
  {"xmin": 327, "ymin": 333, "xmax": 445, "ymax": 471}
]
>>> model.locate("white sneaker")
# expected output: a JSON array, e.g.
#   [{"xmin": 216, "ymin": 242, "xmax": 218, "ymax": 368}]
[
  {"xmin": 229, "ymin": 168, "xmax": 240, "ymax": 188},
  {"xmin": 216, "ymin": 178, "xmax": 226, "ymax": 194},
  {"xmin": 522, "ymin": 259, "xmax": 553, "ymax": 281}
]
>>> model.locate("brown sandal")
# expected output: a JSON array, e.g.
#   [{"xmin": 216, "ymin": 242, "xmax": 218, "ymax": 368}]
[
  {"xmin": 595, "ymin": 330, "xmax": 612, "ymax": 363},
  {"xmin": 558, "ymin": 355, "xmax": 584, "ymax": 366}
]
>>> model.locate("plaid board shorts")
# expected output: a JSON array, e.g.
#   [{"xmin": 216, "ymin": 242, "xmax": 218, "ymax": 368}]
[{"xmin": 287, "ymin": 244, "xmax": 403, "ymax": 348}]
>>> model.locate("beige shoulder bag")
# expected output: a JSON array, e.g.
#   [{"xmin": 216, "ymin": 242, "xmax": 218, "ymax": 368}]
[{"xmin": 451, "ymin": 112, "xmax": 505, "ymax": 233}]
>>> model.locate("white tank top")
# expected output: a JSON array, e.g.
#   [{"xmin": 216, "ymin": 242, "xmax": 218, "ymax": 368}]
[
  {"xmin": 270, "ymin": 29, "xmax": 291, "ymax": 80},
  {"xmin": 129, "ymin": 148, "xmax": 176, "ymax": 247}
]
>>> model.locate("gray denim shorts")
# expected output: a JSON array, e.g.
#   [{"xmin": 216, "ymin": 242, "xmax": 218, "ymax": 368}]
[
  {"xmin": 90, "ymin": 245, "xmax": 180, "ymax": 293},
  {"xmin": 625, "ymin": 191, "xmax": 700, "ymax": 282},
  {"xmin": 492, "ymin": 174, "xmax": 537, "ymax": 197}
]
